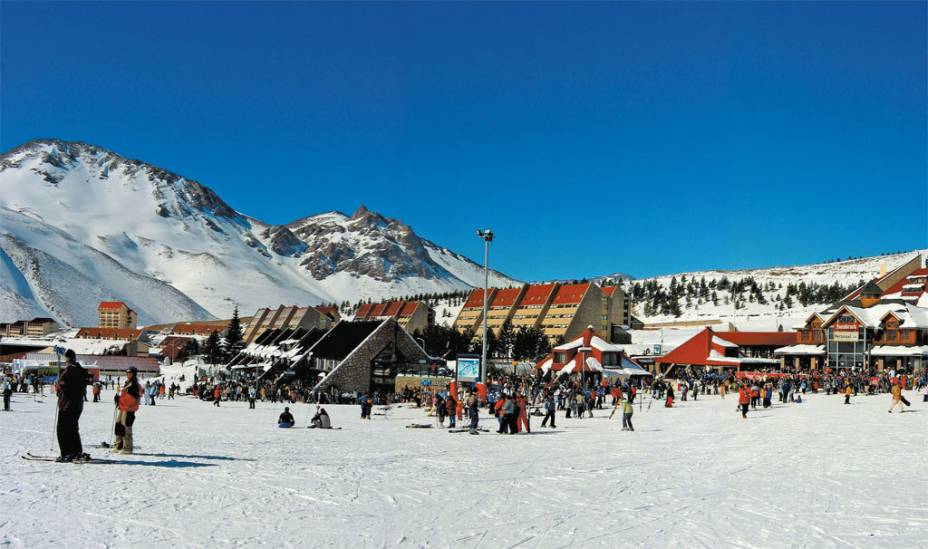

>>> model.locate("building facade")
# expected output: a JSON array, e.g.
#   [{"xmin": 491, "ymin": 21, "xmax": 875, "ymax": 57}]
[
  {"xmin": 98, "ymin": 302, "xmax": 138, "ymax": 329},
  {"xmin": 354, "ymin": 300, "xmax": 431, "ymax": 335},
  {"xmin": 0, "ymin": 317, "xmax": 60, "ymax": 337},
  {"xmin": 454, "ymin": 282, "xmax": 628, "ymax": 344},
  {"xmin": 243, "ymin": 305, "xmax": 339, "ymax": 344}
]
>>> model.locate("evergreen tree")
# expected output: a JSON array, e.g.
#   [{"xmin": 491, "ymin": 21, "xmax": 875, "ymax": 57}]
[
  {"xmin": 225, "ymin": 306, "xmax": 245, "ymax": 358},
  {"xmin": 203, "ymin": 331, "xmax": 222, "ymax": 365}
]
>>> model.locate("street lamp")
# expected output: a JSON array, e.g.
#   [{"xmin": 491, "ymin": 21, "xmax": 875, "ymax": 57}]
[{"xmin": 476, "ymin": 229, "xmax": 494, "ymax": 384}]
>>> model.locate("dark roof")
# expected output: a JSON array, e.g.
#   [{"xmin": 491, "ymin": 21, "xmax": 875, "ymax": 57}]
[
  {"xmin": 307, "ymin": 320, "xmax": 382, "ymax": 360},
  {"xmin": 859, "ymin": 280, "xmax": 883, "ymax": 297}
]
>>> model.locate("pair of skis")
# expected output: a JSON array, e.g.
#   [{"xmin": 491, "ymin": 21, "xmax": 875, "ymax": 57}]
[{"xmin": 20, "ymin": 452, "xmax": 122, "ymax": 463}]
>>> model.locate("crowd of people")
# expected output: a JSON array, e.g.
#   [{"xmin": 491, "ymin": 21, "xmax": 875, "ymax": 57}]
[{"xmin": 3, "ymin": 351, "xmax": 926, "ymax": 461}]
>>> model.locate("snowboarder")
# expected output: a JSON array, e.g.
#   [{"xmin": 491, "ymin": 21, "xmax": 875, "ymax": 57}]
[
  {"xmin": 56, "ymin": 350, "xmax": 90, "ymax": 462},
  {"xmin": 278, "ymin": 407, "xmax": 295, "ymax": 428},
  {"xmin": 309, "ymin": 407, "xmax": 331, "ymax": 429},
  {"xmin": 114, "ymin": 367, "xmax": 141, "ymax": 454}
]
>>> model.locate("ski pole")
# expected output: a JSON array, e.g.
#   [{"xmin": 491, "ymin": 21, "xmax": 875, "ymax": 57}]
[
  {"xmin": 108, "ymin": 403, "xmax": 119, "ymax": 446},
  {"xmin": 50, "ymin": 405, "xmax": 59, "ymax": 453}
]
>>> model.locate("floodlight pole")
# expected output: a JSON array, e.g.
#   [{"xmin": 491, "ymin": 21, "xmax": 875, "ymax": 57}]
[{"xmin": 476, "ymin": 229, "xmax": 494, "ymax": 385}]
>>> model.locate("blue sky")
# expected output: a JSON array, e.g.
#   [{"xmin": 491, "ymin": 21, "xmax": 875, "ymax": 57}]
[{"xmin": 2, "ymin": 2, "xmax": 925, "ymax": 281}]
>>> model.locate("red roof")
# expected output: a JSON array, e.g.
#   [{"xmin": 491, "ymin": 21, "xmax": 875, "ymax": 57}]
[
  {"xmin": 491, "ymin": 287, "xmax": 522, "ymax": 308},
  {"xmin": 370, "ymin": 303, "xmax": 388, "ymax": 317},
  {"xmin": 355, "ymin": 303, "xmax": 373, "ymax": 318},
  {"xmin": 463, "ymin": 289, "xmax": 489, "ymax": 309},
  {"xmin": 601, "ymin": 286, "xmax": 617, "ymax": 296},
  {"xmin": 399, "ymin": 301, "xmax": 420, "ymax": 317},
  {"xmin": 384, "ymin": 301, "xmax": 405, "ymax": 317},
  {"xmin": 655, "ymin": 328, "xmax": 739, "ymax": 367},
  {"xmin": 714, "ymin": 331, "xmax": 797, "ymax": 347},
  {"xmin": 552, "ymin": 283, "xmax": 590, "ymax": 305},
  {"xmin": 314, "ymin": 306, "xmax": 340, "ymax": 319},
  {"xmin": 98, "ymin": 301, "xmax": 129, "ymax": 311},
  {"xmin": 882, "ymin": 268, "xmax": 928, "ymax": 295},
  {"xmin": 76, "ymin": 327, "xmax": 142, "ymax": 340},
  {"xmin": 517, "ymin": 283, "xmax": 557, "ymax": 307}
]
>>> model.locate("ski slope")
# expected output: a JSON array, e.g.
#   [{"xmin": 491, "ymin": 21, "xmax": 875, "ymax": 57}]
[{"xmin": 1, "ymin": 387, "xmax": 925, "ymax": 547}]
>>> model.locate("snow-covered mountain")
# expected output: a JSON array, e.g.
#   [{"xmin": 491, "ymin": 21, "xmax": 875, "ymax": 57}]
[
  {"xmin": 0, "ymin": 139, "xmax": 520, "ymax": 325},
  {"xmin": 612, "ymin": 251, "xmax": 927, "ymax": 330}
]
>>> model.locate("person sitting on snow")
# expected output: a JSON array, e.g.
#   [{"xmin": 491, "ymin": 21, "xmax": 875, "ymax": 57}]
[
  {"xmin": 309, "ymin": 407, "xmax": 332, "ymax": 429},
  {"xmin": 278, "ymin": 407, "xmax": 295, "ymax": 428}
]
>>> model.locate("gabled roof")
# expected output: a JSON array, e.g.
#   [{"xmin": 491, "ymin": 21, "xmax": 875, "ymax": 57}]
[
  {"xmin": 463, "ymin": 289, "xmax": 489, "ymax": 308},
  {"xmin": 552, "ymin": 283, "xmax": 590, "ymax": 305},
  {"xmin": 399, "ymin": 301, "xmax": 420, "ymax": 318},
  {"xmin": 98, "ymin": 301, "xmax": 130, "ymax": 311},
  {"xmin": 656, "ymin": 328, "xmax": 742, "ymax": 367},
  {"xmin": 601, "ymin": 286, "xmax": 618, "ymax": 296},
  {"xmin": 383, "ymin": 301, "xmax": 405, "ymax": 317},
  {"xmin": 490, "ymin": 287, "xmax": 522, "ymax": 308},
  {"xmin": 517, "ymin": 283, "xmax": 558, "ymax": 307},
  {"xmin": 355, "ymin": 303, "xmax": 373, "ymax": 318},
  {"xmin": 308, "ymin": 320, "xmax": 382, "ymax": 360}
]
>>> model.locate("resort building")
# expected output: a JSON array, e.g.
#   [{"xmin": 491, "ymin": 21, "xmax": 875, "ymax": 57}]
[
  {"xmin": 98, "ymin": 301, "xmax": 137, "ymax": 329},
  {"xmin": 353, "ymin": 300, "xmax": 431, "ymax": 335},
  {"xmin": 243, "ymin": 305, "xmax": 339, "ymax": 344},
  {"xmin": 455, "ymin": 282, "xmax": 629, "ymax": 344}
]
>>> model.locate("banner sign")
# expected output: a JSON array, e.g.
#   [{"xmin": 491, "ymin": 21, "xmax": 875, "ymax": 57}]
[{"xmin": 456, "ymin": 357, "xmax": 480, "ymax": 381}]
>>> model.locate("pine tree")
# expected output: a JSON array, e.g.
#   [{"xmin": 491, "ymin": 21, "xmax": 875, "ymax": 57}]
[
  {"xmin": 225, "ymin": 306, "xmax": 245, "ymax": 359},
  {"xmin": 203, "ymin": 331, "xmax": 222, "ymax": 365}
]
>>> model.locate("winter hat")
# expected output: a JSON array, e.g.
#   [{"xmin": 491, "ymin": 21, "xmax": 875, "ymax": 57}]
[{"xmin": 64, "ymin": 349, "xmax": 77, "ymax": 361}]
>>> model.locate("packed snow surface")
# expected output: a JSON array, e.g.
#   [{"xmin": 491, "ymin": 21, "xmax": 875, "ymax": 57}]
[{"xmin": 1, "ymin": 387, "xmax": 926, "ymax": 547}]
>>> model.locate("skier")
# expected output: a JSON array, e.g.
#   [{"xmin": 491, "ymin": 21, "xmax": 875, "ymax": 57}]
[
  {"xmin": 621, "ymin": 397, "xmax": 634, "ymax": 431},
  {"xmin": 888, "ymin": 381, "xmax": 904, "ymax": 413},
  {"xmin": 248, "ymin": 385, "xmax": 257, "ymax": 409},
  {"xmin": 844, "ymin": 381, "xmax": 852, "ymax": 405},
  {"xmin": 360, "ymin": 394, "xmax": 373, "ymax": 420},
  {"xmin": 516, "ymin": 393, "xmax": 530, "ymax": 433},
  {"xmin": 278, "ymin": 407, "xmax": 295, "ymax": 428},
  {"xmin": 2, "ymin": 374, "xmax": 13, "ymax": 411},
  {"xmin": 540, "ymin": 390, "xmax": 557, "ymax": 429},
  {"xmin": 114, "ymin": 367, "xmax": 141, "ymax": 454},
  {"xmin": 56, "ymin": 350, "xmax": 90, "ymax": 462},
  {"xmin": 738, "ymin": 383, "xmax": 750, "ymax": 419},
  {"xmin": 466, "ymin": 390, "xmax": 480, "ymax": 434}
]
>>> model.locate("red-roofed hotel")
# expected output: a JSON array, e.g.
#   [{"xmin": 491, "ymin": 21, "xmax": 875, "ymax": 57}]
[{"xmin": 454, "ymin": 282, "xmax": 628, "ymax": 343}]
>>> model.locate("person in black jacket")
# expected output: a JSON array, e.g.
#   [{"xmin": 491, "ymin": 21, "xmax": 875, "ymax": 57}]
[
  {"xmin": 56, "ymin": 350, "xmax": 89, "ymax": 462},
  {"xmin": 278, "ymin": 407, "xmax": 295, "ymax": 428}
]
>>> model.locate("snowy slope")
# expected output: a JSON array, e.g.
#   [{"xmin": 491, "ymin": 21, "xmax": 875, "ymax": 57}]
[
  {"xmin": 0, "ymin": 139, "xmax": 520, "ymax": 324},
  {"xmin": 2, "ymin": 389, "xmax": 926, "ymax": 547},
  {"xmin": 617, "ymin": 250, "xmax": 927, "ymax": 329}
]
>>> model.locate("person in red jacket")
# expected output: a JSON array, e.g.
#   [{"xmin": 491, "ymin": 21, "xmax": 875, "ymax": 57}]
[
  {"xmin": 516, "ymin": 394, "xmax": 530, "ymax": 433},
  {"xmin": 114, "ymin": 367, "xmax": 141, "ymax": 454},
  {"xmin": 738, "ymin": 383, "xmax": 751, "ymax": 419}
]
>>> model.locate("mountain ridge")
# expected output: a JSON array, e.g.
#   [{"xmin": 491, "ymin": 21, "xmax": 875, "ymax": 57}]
[{"xmin": 0, "ymin": 139, "xmax": 519, "ymax": 325}]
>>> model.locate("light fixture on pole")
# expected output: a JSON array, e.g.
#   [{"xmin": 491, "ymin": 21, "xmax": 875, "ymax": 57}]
[{"xmin": 476, "ymin": 229, "xmax": 494, "ymax": 384}]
